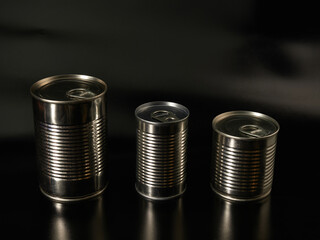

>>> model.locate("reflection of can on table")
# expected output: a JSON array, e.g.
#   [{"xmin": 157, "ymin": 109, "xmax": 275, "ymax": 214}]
[
  {"xmin": 135, "ymin": 101, "xmax": 189, "ymax": 200},
  {"xmin": 31, "ymin": 74, "xmax": 108, "ymax": 202},
  {"xmin": 211, "ymin": 111, "xmax": 280, "ymax": 201}
]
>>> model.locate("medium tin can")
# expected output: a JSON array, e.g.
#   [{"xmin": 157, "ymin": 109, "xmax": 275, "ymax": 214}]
[
  {"xmin": 31, "ymin": 74, "xmax": 108, "ymax": 202},
  {"xmin": 211, "ymin": 111, "xmax": 279, "ymax": 201},
  {"xmin": 135, "ymin": 101, "xmax": 189, "ymax": 200}
]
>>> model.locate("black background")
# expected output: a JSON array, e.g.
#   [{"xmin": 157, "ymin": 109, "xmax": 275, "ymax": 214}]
[{"xmin": 1, "ymin": 1, "xmax": 320, "ymax": 239}]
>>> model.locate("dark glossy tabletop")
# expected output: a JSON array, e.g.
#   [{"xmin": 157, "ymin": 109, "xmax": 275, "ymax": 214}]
[
  {"xmin": 2, "ymin": 115, "xmax": 320, "ymax": 240},
  {"xmin": 1, "ymin": 1, "xmax": 320, "ymax": 239}
]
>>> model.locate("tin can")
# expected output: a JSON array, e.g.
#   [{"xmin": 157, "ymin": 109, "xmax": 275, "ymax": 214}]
[
  {"xmin": 31, "ymin": 74, "xmax": 108, "ymax": 202},
  {"xmin": 211, "ymin": 111, "xmax": 279, "ymax": 201},
  {"xmin": 135, "ymin": 101, "xmax": 189, "ymax": 200}
]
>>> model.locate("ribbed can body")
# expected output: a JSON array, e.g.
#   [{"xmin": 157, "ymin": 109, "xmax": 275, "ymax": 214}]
[
  {"xmin": 31, "ymin": 74, "xmax": 108, "ymax": 202},
  {"xmin": 135, "ymin": 101, "xmax": 189, "ymax": 200},
  {"xmin": 211, "ymin": 111, "xmax": 279, "ymax": 201}
]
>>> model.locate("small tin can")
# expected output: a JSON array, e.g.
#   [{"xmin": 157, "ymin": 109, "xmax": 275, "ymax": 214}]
[
  {"xmin": 31, "ymin": 74, "xmax": 108, "ymax": 202},
  {"xmin": 211, "ymin": 111, "xmax": 279, "ymax": 201},
  {"xmin": 135, "ymin": 101, "xmax": 189, "ymax": 200}
]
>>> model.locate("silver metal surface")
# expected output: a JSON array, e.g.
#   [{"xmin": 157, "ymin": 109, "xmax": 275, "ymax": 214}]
[
  {"xmin": 135, "ymin": 101, "xmax": 189, "ymax": 200},
  {"xmin": 31, "ymin": 74, "xmax": 108, "ymax": 202},
  {"xmin": 211, "ymin": 111, "xmax": 279, "ymax": 201},
  {"xmin": 151, "ymin": 110, "xmax": 179, "ymax": 122}
]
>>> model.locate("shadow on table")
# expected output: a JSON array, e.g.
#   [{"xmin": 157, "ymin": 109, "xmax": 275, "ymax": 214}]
[
  {"xmin": 47, "ymin": 196, "xmax": 108, "ymax": 240},
  {"xmin": 211, "ymin": 194, "xmax": 272, "ymax": 240},
  {"xmin": 137, "ymin": 196, "xmax": 185, "ymax": 240}
]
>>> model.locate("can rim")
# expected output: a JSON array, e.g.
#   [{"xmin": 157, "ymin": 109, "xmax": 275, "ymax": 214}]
[
  {"xmin": 135, "ymin": 101, "xmax": 189, "ymax": 125},
  {"xmin": 30, "ymin": 74, "xmax": 107, "ymax": 104},
  {"xmin": 212, "ymin": 110, "xmax": 280, "ymax": 140}
]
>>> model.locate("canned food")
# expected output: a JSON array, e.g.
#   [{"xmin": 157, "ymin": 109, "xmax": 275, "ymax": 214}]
[
  {"xmin": 211, "ymin": 111, "xmax": 279, "ymax": 201},
  {"xmin": 31, "ymin": 74, "xmax": 108, "ymax": 202},
  {"xmin": 135, "ymin": 101, "xmax": 189, "ymax": 200}
]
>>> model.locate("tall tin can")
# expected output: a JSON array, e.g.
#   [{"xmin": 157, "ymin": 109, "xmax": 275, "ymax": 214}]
[
  {"xmin": 31, "ymin": 74, "xmax": 108, "ymax": 202},
  {"xmin": 135, "ymin": 101, "xmax": 189, "ymax": 200},
  {"xmin": 211, "ymin": 111, "xmax": 279, "ymax": 201}
]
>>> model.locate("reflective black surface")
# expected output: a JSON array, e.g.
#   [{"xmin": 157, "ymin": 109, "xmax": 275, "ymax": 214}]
[
  {"xmin": 2, "ymin": 127, "xmax": 320, "ymax": 239},
  {"xmin": 1, "ymin": 1, "xmax": 320, "ymax": 239}
]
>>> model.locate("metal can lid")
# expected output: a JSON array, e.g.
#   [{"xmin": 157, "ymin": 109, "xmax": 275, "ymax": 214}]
[
  {"xmin": 31, "ymin": 74, "xmax": 106, "ymax": 103},
  {"xmin": 212, "ymin": 111, "xmax": 279, "ymax": 139},
  {"xmin": 135, "ymin": 101, "xmax": 189, "ymax": 124}
]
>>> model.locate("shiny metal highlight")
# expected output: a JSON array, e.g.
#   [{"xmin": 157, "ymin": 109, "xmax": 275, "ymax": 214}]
[
  {"xmin": 211, "ymin": 111, "xmax": 279, "ymax": 201},
  {"xmin": 31, "ymin": 74, "xmax": 108, "ymax": 202},
  {"xmin": 135, "ymin": 101, "xmax": 189, "ymax": 200}
]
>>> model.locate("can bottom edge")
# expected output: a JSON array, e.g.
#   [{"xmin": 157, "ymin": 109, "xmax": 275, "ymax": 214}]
[
  {"xmin": 40, "ymin": 183, "xmax": 108, "ymax": 203},
  {"xmin": 210, "ymin": 184, "xmax": 271, "ymax": 202},
  {"xmin": 135, "ymin": 183, "xmax": 186, "ymax": 201}
]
